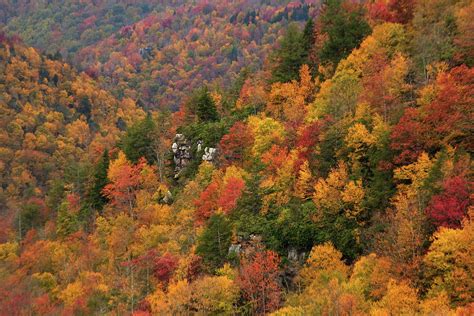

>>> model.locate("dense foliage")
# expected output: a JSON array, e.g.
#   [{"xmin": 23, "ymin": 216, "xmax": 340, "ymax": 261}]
[
  {"xmin": 0, "ymin": 0, "xmax": 473, "ymax": 314},
  {"xmin": 3, "ymin": 0, "xmax": 318, "ymax": 110}
]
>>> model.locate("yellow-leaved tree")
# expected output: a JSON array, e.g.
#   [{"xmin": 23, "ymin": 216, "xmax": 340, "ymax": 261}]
[
  {"xmin": 313, "ymin": 161, "xmax": 365, "ymax": 223},
  {"xmin": 423, "ymin": 209, "xmax": 474, "ymax": 306},
  {"xmin": 266, "ymin": 65, "xmax": 315, "ymax": 124}
]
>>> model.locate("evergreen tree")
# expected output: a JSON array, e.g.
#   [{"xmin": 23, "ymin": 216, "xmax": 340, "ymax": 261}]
[
  {"xmin": 318, "ymin": 0, "xmax": 371, "ymax": 67},
  {"xmin": 196, "ymin": 213, "xmax": 232, "ymax": 271},
  {"xmin": 302, "ymin": 18, "xmax": 316, "ymax": 67},
  {"xmin": 121, "ymin": 114, "xmax": 156, "ymax": 163},
  {"xmin": 56, "ymin": 199, "xmax": 79, "ymax": 238},
  {"xmin": 17, "ymin": 203, "xmax": 42, "ymax": 239},
  {"xmin": 270, "ymin": 23, "xmax": 307, "ymax": 83},
  {"xmin": 193, "ymin": 86, "xmax": 219, "ymax": 122},
  {"xmin": 77, "ymin": 96, "xmax": 92, "ymax": 120},
  {"xmin": 88, "ymin": 149, "xmax": 110, "ymax": 211}
]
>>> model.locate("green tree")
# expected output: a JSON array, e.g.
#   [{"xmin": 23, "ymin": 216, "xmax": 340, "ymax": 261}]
[
  {"xmin": 17, "ymin": 203, "xmax": 42, "ymax": 239},
  {"xmin": 193, "ymin": 86, "xmax": 219, "ymax": 122},
  {"xmin": 46, "ymin": 179, "xmax": 66, "ymax": 213},
  {"xmin": 121, "ymin": 114, "xmax": 156, "ymax": 164},
  {"xmin": 318, "ymin": 0, "xmax": 371, "ymax": 67},
  {"xmin": 270, "ymin": 23, "xmax": 307, "ymax": 83},
  {"xmin": 77, "ymin": 96, "xmax": 92, "ymax": 120},
  {"xmin": 302, "ymin": 18, "xmax": 316, "ymax": 68},
  {"xmin": 56, "ymin": 199, "xmax": 79, "ymax": 238},
  {"xmin": 196, "ymin": 213, "xmax": 232, "ymax": 271},
  {"xmin": 88, "ymin": 149, "xmax": 110, "ymax": 211}
]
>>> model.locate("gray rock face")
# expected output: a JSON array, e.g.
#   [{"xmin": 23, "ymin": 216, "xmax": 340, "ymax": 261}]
[
  {"xmin": 288, "ymin": 247, "xmax": 307, "ymax": 263},
  {"xmin": 202, "ymin": 147, "xmax": 217, "ymax": 161},
  {"xmin": 228, "ymin": 244, "xmax": 241, "ymax": 255},
  {"xmin": 172, "ymin": 134, "xmax": 192, "ymax": 178},
  {"xmin": 171, "ymin": 134, "xmax": 219, "ymax": 178},
  {"xmin": 288, "ymin": 248, "xmax": 298, "ymax": 261}
]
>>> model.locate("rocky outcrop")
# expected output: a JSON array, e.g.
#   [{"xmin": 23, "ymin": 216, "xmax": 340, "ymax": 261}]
[
  {"xmin": 172, "ymin": 134, "xmax": 192, "ymax": 178},
  {"xmin": 171, "ymin": 134, "xmax": 219, "ymax": 178},
  {"xmin": 287, "ymin": 247, "xmax": 306, "ymax": 263},
  {"xmin": 202, "ymin": 147, "xmax": 217, "ymax": 161},
  {"xmin": 228, "ymin": 234, "xmax": 264, "ymax": 257}
]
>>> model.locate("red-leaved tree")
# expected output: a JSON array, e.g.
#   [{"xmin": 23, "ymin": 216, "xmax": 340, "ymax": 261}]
[
  {"xmin": 153, "ymin": 253, "xmax": 179, "ymax": 286},
  {"xmin": 194, "ymin": 181, "xmax": 220, "ymax": 225},
  {"xmin": 219, "ymin": 121, "xmax": 252, "ymax": 167},
  {"xmin": 391, "ymin": 65, "xmax": 474, "ymax": 165},
  {"xmin": 427, "ymin": 175, "xmax": 472, "ymax": 228},
  {"xmin": 218, "ymin": 177, "xmax": 245, "ymax": 214},
  {"xmin": 238, "ymin": 250, "xmax": 281, "ymax": 314}
]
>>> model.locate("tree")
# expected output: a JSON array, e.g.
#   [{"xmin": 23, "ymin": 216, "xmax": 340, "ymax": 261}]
[
  {"xmin": 77, "ymin": 96, "xmax": 92, "ymax": 120},
  {"xmin": 194, "ymin": 180, "xmax": 221, "ymax": 225},
  {"xmin": 187, "ymin": 87, "xmax": 219, "ymax": 122},
  {"xmin": 359, "ymin": 53, "xmax": 410, "ymax": 123},
  {"xmin": 260, "ymin": 146, "xmax": 299, "ymax": 212},
  {"xmin": 349, "ymin": 253, "xmax": 392, "ymax": 301},
  {"xmin": 121, "ymin": 114, "xmax": 155, "ymax": 164},
  {"xmin": 302, "ymin": 18, "xmax": 316, "ymax": 67},
  {"xmin": 423, "ymin": 65, "xmax": 474, "ymax": 152},
  {"xmin": 316, "ymin": 0, "xmax": 371, "ymax": 68},
  {"xmin": 266, "ymin": 65, "xmax": 314, "ymax": 125},
  {"xmin": 219, "ymin": 121, "xmax": 252, "ymax": 167},
  {"xmin": 238, "ymin": 250, "xmax": 281, "ymax": 314},
  {"xmin": 150, "ymin": 111, "xmax": 173, "ymax": 182},
  {"xmin": 277, "ymin": 242, "xmax": 367, "ymax": 315},
  {"xmin": 294, "ymin": 160, "xmax": 313, "ymax": 200},
  {"xmin": 295, "ymin": 120, "xmax": 324, "ymax": 165},
  {"xmin": 189, "ymin": 276, "xmax": 239, "ymax": 313},
  {"xmin": 270, "ymin": 23, "xmax": 307, "ymax": 83},
  {"xmin": 367, "ymin": 0, "xmax": 415, "ymax": 24},
  {"xmin": 147, "ymin": 275, "xmax": 238, "ymax": 314},
  {"xmin": 371, "ymin": 280, "xmax": 419, "ymax": 315},
  {"xmin": 376, "ymin": 153, "xmax": 434, "ymax": 277},
  {"xmin": 427, "ymin": 175, "xmax": 471, "ymax": 228},
  {"xmin": 423, "ymin": 211, "xmax": 474, "ymax": 306},
  {"xmin": 103, "ymin": 152, "xmax": 144, "ymax": 216},
  {"xmin": 454, "ymin": 2, "xmax": 474, "ymax": 66},
  {"xmin": 56, "ymin": 194, "xmax": 80, "ymax": 238},
  {"xmin": 411, "ymin": 0, "xmax": 461, "ymax": 79},
  {"xmin": 313, "ymin": 161, "xmax": 365, "ymax": 222},
  {"xmin": 153, "ymin": 253, "xmax": 179, "ymax": 286},
  {"xmin": 17, "ymin": 200, "xmax": 45, "ymax": 238},
  {"xmin": 298, "ymin": 242, "xmax": 348, "ymax": 287},
  {"xmin": 391, "ymin": 65, "xmax": 474, "ymax": 164},
  {"xmin": 218, "ymin": 176, "xmax": 245, "ymax": 215},
  {"xmin": 196, "ymin": 214, "xmax": 232, "ymax": 271},
  {"xmin": 88, "ymin": 149, "xmax": 110, "ymax": 211},
  {"xmin": 247, "ymin": 115, "xmax": 286, "ymax": 157},
  {"xmin": 387, "ymin": 0, "xmax": 415, "ymax": 24},
  {"xmin": 311, "ymin": 162, "xmax": 366, "ymax": 259}
]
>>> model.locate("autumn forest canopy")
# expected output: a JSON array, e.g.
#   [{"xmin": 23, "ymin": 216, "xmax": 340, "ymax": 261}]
[{"xmin": 0, "ymin": 0, "xmax": 473, "ymax": 315}]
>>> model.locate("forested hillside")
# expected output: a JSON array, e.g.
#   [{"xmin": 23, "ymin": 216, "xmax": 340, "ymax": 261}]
[
  {"xmin": 2, "ymin": 0, "xmax": 318, "ymax": 109},
  {"xmin": 0, "ymin": 0, "xmax": 473, "ymax": 315}
]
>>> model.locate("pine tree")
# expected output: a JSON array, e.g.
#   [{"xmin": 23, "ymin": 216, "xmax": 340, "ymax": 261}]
[
  {"xmin": 317, "ymin": 0, "xmax": 371, "ymax": 67},
  {"xmin": 88, "ymin": 149, "xmax": 110, "ymax": 211},
  {"xmin": 56, "ymin": 199, "xmax": 79, "ymax": 238},
  {"xmin": 196, "ymin": 213, "xmax": 232, "ymax": 271},
  {"xmin": 195, "ymin": 86, "xmax": 219, "ymax": 122},
  {"xmin": 17, "ymin": 203, "xmax": 42, "ymax": 238},
  {"xmin": 270, "ymin": 23, "xmax": 307, "ymax": 83},
  {"xmin": 302, "ymin": 18, "xmax": 316, "ymax": 68},
  {"xmin": 121, "ymin": 114, "xmax": 156, "ymax": 163}
]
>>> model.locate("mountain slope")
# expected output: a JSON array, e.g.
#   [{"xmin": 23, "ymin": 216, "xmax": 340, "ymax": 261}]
[{"xmin": 0, "ymin": 34, "xmax": 145, "ymax": 239}]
